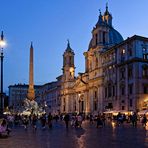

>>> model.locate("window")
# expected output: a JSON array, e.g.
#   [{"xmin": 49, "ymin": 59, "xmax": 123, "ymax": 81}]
[
  {"xmin": 113, "ymin": 53, "xmax": 116, "ymax": 61},
  {"xmin": 120, "ymin": 85, "xmax": 125, "ymax": 95},
  {"xmin": 122, "ymin": 87, "xmax": 125, "ymax": 95},
  {"xmin": 128, "ymin": 66, "xmax": 133, "ymax": 78},
  {"xmin": 130, "ymin": 99, "xmax": 133, "ymax": 107},
  {"xmin": 95, "ymin": 57, "xmax": 98, "ymax": 68},
  {"xmin": 122, "ymin": 106, "xmax": 125, "ymax": 110},
  {"xmin": 143, "ymin": 54, "xmax": 148, "ymax": 60},
  {"xmin": 128, "ymin": 48, "xmax": 132, "ymax": 56},
  {"xmin": 108, "ymin": 103, "xmax": 113, "ymax": 109},
  {"xmin": 143, "ymin": 47, "xmax": 147, "ymax": 53},
  {"xmin": 94, "ymin": 91, "xmax": 97, "ymax": 98},
  {"xmin": 63, "ymin": 98, "xmax": 66, "ymax": 111},
  {"xmin": 95, "ymin": 34, "xmax": 98, "ymax": 45},
  {"xmin": 127, "ymin": 43, "xmax": 133, "ymax": 57},
  {"xmin": 94, "ymin": 91, "xmax": 98, "ymax": 110},
  {"xmin": 69, "ymin": 56, "xmax": 73, "ymax": 65},
  {"xmin": 105, "ymin": 87, "xmax": 107, "ymax": 98},
  {"xmin": 108, "ymin": 84, "xmax": 112, "ymax": 97},
  {"xmin": 112, "ymin": 86, "xmax": 115, "ymax": 96},
  {"xmin": 129, "ymin": 84, "xmax": 133, "ymax": 94},
  {"xmin": 142, "ymin": 65, "xmax": 148, "ymax": 77},
  {"xmin": 121, "ymin": 49, "xmax": 125, "ymax": 62},
  {"xmin": 142, "ymin": 47, "xmax": 148, "ymax": 60},
  {"xmin": 121, "ymin": 71, "xmax": 125, "ymax": 79},
  {"xmin": 121, "ymin": 100, "xmax": 125, "ymax": 103},
  {"xmin": 89, "ymin": 61, "xmax": 92, "ymax": 71},
  {"xmin": 122, "ymin": 49, "xmax": 125, "ymax": 54},
  {"xmin": 120, "ymin": 68, "xmax": 125, "ymax": 79},
  {"xmin": 94, "ymin": 101, "xmax": 97, "ymax": 111},
  {"xmin": 69, "ymin": 56, "xmax": 71, "ymax": 65},
  {"xmin": 74, "ymin": 99, "xmax": 76, "ymax": 111},
  {"xmin": 143, "ymin": 86, "xmax": 147, "ymax": 94}
]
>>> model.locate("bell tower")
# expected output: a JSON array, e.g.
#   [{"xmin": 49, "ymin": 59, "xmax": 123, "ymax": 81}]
[
  {"xmin": 103, "ymin": 3, "xmax": 112, "ymax": 27},
  {"xmin": 62, "ymin": 40, "xmax": 75, "ymax": 81}
]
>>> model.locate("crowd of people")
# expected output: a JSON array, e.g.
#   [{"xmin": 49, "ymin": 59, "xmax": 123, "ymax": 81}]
[{"xmin": 0, "ymin": 111, "xmax": 148, "ymax": 138}]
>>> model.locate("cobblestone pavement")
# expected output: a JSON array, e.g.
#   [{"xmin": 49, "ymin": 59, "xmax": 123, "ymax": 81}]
[{"xmin": 0, "ymin": 121, "xmax": 148, "ymax": 148}]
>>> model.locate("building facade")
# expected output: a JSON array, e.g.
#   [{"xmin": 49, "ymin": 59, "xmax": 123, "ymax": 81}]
[
  {"xmin": 9, "ymin": 6, "xmax": 148, "ymax": 115},
  {"xmin": 8, "ymin": 84, "xmax": 41, "ymax": 112},
  {"xmin": 60, "ymin": 6, "xmax": 148, "ymax": 114},
  {"xmin": 36, "ymin": 78, "xmax": 61, "ymax": 114}
]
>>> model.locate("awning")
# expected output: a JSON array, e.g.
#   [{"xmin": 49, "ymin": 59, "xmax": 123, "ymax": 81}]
[
  {"xmin": 138, "ymin": 110, "xmax": 148, "ymax": 115},
  {"xmin": 103, "ymin": 110, "xmax": 117, "ymax": 114},
  {"xmin": 103, "ymin": 110, "xmax": 132, "ymax": 115}
]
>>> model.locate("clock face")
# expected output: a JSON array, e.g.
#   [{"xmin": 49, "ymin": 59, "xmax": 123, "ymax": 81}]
[{"xmin": 69, "ymin": 67, "xmax": 74, "ymax": 73}]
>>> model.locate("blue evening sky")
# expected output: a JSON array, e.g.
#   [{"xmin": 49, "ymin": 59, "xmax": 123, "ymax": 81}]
[{"xmin": 1, "ymin": 0, "xmax": 148, "ymax": 93}]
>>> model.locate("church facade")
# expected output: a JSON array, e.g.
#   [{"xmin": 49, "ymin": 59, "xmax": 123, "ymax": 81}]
[{"xmin": 60, "ymin": 6, "xmax": 148, "ymax": 114}]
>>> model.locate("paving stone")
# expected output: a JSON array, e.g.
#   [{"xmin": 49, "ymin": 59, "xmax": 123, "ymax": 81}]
[{"xmin": 0, "ymin": 121, "xmax": 147, "ymax": 148}]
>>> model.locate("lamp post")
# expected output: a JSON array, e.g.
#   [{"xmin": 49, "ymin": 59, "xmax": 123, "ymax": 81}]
[{"xmin": 0, "ymin": 31, "xmax": 6, "ymax": 115}]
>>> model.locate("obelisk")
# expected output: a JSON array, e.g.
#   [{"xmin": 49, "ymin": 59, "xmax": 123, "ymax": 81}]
[{"xmin": 27, "ymin": 42, "xmax": 35, "ymax": 100}]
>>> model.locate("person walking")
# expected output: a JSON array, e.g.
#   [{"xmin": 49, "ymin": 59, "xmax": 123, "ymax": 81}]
[
  {"xmin": 131, "ymin": 112, "xmax": 137, "ymax": 128},
  {"xmin": 22, "ymin": 115, "xmax": 29, "ymax": 130},
  {"xmin": 96, "ymin": 114, "xmax": 103, "ymax": 128},
  {"xmin": 32, "ymin": 114, "xmax": 37, "ymax": 131},
  {"xmin": 41, "ymin": 114, "xmax": 46, "ymax": 130},
  {"xmin": 101, "ymin": 113, "xmax": 106, "ymax": 127},
  {"xmin": 141, "ymin": 114, "xmax": 147, "ymax": 127},
  {"xmin": 77, "ymin": 114, "xmax": 83, "ymax": 128},
  {"xmin": 89, "ymin": 114, "xmax": 94, "ymax": 124},
  {"xmin": 47, "ymin": 113, "xmax": 53, "ymax": 129},
  {"xmin": 64, "ymin": 114, "xmax": 70, "ymax": 129}
]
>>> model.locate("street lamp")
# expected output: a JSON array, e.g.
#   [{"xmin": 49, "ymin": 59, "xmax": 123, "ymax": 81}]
[{"xmin": 0, "ymin": 31, "xmax": 6, "ymax": 115}]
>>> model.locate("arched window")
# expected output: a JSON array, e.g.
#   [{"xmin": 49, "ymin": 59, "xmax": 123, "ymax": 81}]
[
  {"xmin": 63, "ymin": 98, "xmax": 66, "ymax": 111},
  {"xmin": 89, "ymin": 61, "xmax": 92, "ymax": 71},
  {"xmin": 120, "ymin": 67, "xmax": 125, "ymax": 79},
  {"xmin": 121, "ymin": 49, "xmax": 125, "ymax": 62},
  {"xmin": 103, "ymin": 32, "xmax": 106, "ymax": 44},
  {"xmin": 108, "ymin": 83, "xmax": 112, "ymax": 97},
  {"xmin": 105, "ymin": 87, "xmax": 107, "ymax": 98},
  {"xmin": 95, "ymin": 34, "xmax": 98, "ymax": 45},
  {"xmin": 94, "ymin": 90, "xmax": 98, "ymax": 111},
  {"xmin": 142, "ymin": 65, "xmax": 148, "ymax": 77},
  {"xmin": 74, "ymin": 99, "xmax": 76, "ymax": 111},
  {"xmin": 120, "ymin": 85, "xmax": 125, "ymax": 95},
  {"xmin": 128, "ymin": 43, "xmax": 133, "ymax": 57},
  {"xmin": 128, "ymin": 65, "xmax": 133, "ymax": 78},
  {"xmin": 95, "ymin": 57, "xmax": 98, "ymax": 68}
]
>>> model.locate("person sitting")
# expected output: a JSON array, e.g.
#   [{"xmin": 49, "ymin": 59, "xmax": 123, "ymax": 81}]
[{"xmin": 0, "ymin": 119, "xmax": 11, "ymax": 137}]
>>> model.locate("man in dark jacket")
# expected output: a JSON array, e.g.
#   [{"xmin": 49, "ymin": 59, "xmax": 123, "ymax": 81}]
[{"xmin": 64, "ymin": 114, "xmax": 70, "ymax": 129}]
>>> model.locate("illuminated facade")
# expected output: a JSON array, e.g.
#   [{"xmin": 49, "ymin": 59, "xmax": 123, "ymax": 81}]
[
  {"xmin": 36, "ymin": 80, "xmax": 61, "ymax": 114},
  {"xmin": 60, "ymin": 5, "xmax": 148, "ymax": 114}
]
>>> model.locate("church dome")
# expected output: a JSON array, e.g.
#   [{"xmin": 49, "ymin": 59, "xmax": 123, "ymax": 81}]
[
  {"xmin": 88, "ymin": 26, "xmax": 123, "ymax": 50},
  {"xmin": 88, "ymin": 5, "xmax": 123, "ymax": 50},
  {"xmin": 108, "ymin": 27, "xmax": 123, "ymax": 45}
]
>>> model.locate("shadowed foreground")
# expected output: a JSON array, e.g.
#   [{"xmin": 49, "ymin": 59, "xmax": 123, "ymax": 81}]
[{"xmin": 0, "ymin": 121, "xmax": 148, "ymax": 148}]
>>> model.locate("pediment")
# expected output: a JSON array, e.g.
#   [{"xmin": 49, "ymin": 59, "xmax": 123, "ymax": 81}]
[{"xmin": 73, "ymin": 79, "xmax": 86, "ymax": 88}]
